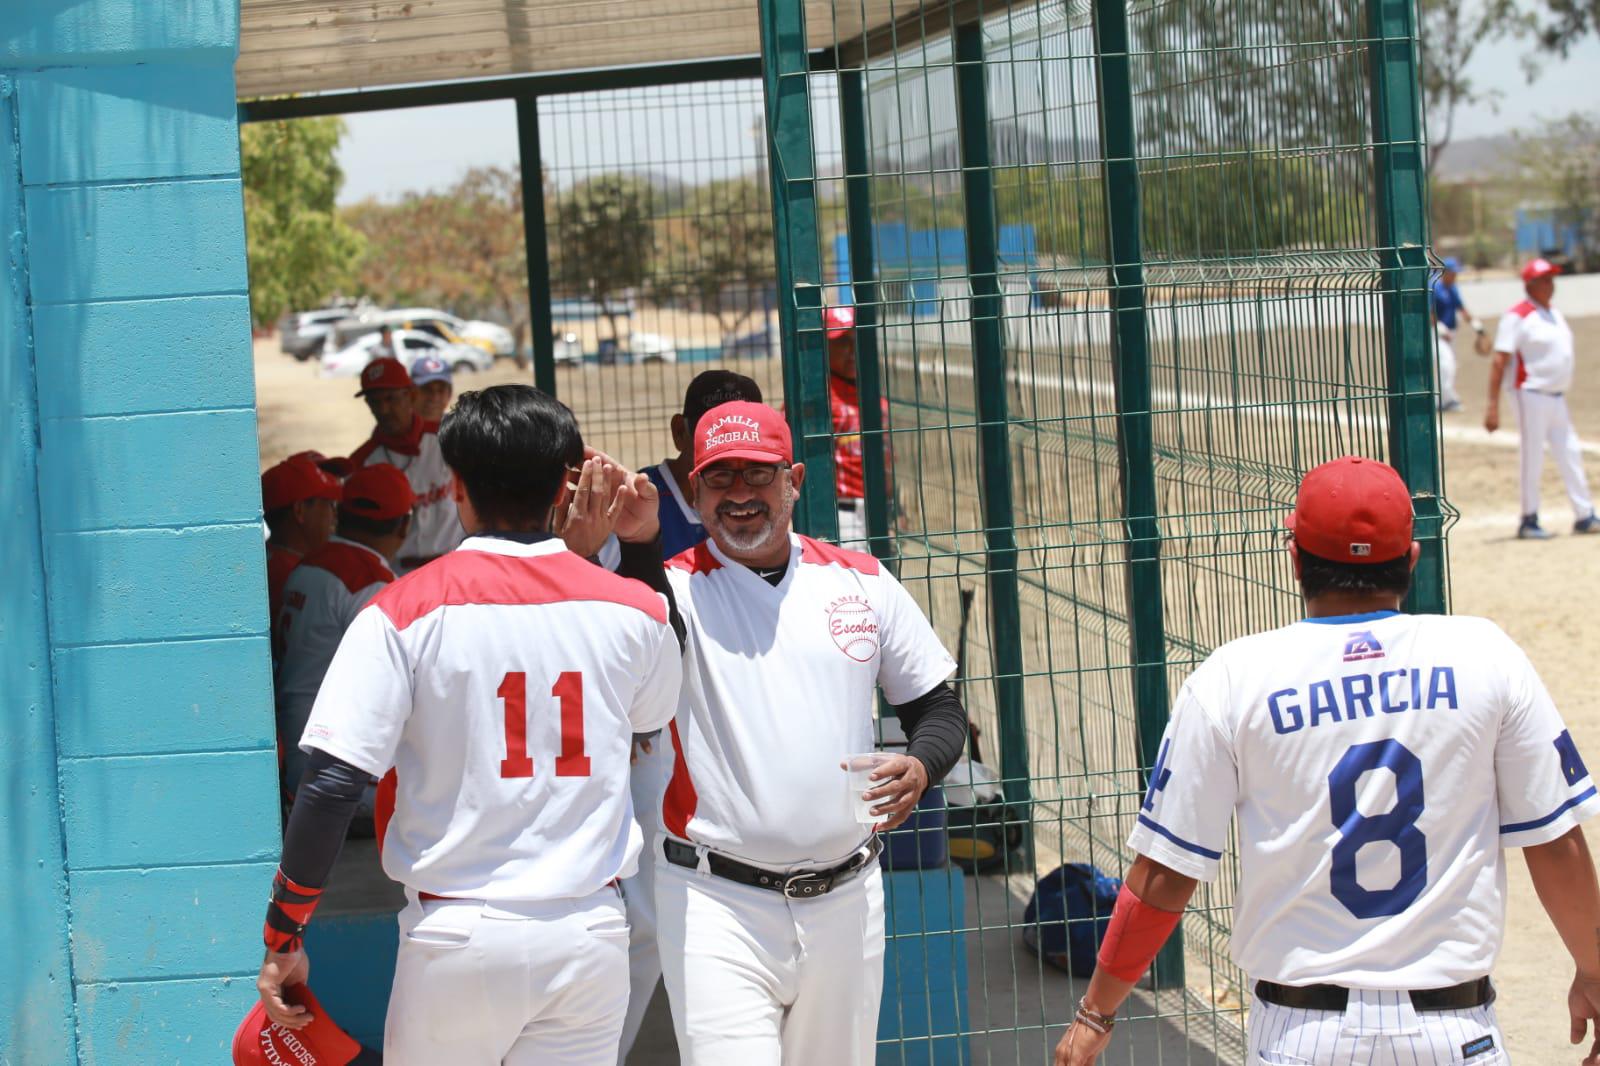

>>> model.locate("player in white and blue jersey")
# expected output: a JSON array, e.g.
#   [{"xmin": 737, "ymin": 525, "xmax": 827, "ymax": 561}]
[{"xmin": 1055, "ymin": 456, "xmax": 1600, "ymax": 1066}]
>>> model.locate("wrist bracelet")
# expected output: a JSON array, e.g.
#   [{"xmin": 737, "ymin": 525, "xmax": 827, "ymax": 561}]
[{"xmin": 1075, "ymin": 997, "xmax": 1116, "ymax": 1034}]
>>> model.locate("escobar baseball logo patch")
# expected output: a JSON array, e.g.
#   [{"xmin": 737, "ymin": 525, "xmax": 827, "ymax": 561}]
[
  {"xmin": 1461, "ymin": 1034, "xmax": 1495, "ymax": 1059},
  {"xmin": 826, "ymin": 594, "xmax": 879, "ymax": 662}
]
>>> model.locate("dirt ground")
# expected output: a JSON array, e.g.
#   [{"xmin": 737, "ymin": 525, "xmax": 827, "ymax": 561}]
[{"xmin": 253, "ymin": 313, "xmax": 1600, "ymax": 1063}]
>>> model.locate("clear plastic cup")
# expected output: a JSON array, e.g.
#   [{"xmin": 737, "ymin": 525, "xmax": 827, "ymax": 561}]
[{"xmin": 844, "ymin": 752, "xmax": 895, "ymax": 825}]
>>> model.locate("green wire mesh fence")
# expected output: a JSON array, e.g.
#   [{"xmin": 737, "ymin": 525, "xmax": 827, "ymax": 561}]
[{"xmin": 533, "ymin": 1, "xmax": 1447, "ymax": 1062}]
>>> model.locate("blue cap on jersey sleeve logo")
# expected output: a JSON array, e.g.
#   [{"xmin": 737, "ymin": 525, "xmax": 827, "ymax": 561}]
[{"xmin": 1342, "ymin": 630, "xmax": 1384, "ymax": 662}]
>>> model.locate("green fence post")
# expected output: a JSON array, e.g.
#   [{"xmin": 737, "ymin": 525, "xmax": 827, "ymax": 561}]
[
  {"xmin": 1093, "ymin": 0, "xmax": 1182, "ymax": 986},
  {"xmin": 839, "ymin": 69, "xmax": 895, "ymax": 564},
  {"xmin": 758, "ymin": 1, "xmax": 838, "ymax": 540},
  {"xmin": 955, "ymin": 23, "xmax": 1032, "ymax": 829},
  {"xmin": 1367, "ymin": 0, "xmax": 1446, "ymax": 613},
  {"xmin": 516, "ymin": 93, "xmax": 557, "ymax": 398}
]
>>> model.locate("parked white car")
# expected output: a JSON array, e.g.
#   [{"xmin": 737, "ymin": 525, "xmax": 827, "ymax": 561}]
[
  {"xmin": 320, "ymin": 329, "xmax": 493, "ymax": 378},
  {"xmin": 352, "ymin": 307, "xmax": 516, "ymax": 358},
  {"xmin": 630, "ymin": 331, "xmax": 678, "ymax": 363}
]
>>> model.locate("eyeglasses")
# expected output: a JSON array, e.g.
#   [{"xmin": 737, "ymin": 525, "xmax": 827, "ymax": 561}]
[{"xmin": 698, "ymin": 464, "xmax": 788, "ymax": 490}]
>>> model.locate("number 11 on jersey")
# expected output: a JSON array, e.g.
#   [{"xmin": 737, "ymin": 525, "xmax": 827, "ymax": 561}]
[{"xmin": 499, "ymin": 671, "xmax": 591, "ymax": 779}]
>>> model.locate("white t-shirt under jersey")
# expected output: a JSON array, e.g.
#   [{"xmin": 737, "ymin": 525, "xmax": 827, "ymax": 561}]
[
  {"xmin": 661, "ymin": 534, "xmax": 956, "ymax": 868},
  {"xmin": 1131, "ymin": 610, "xmax": 1598, "ymax": 989},
  {"xmin": 302, "ymin": 536, "xmax": 682, "ymax": 900}
]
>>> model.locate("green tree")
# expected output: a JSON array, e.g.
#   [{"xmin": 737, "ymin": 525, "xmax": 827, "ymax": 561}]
[
  {"xmin": 241, "ymin": 117, "xmax": 364, "ymax": 328},
  {"xmin": 552, "ymin": 174, "xmax": 655, "ymax": 346},
  {"xmin": 669, "ymin": 177, "xmax": 776, "ymax": 336},
  {"xmin": 1515, "ymin": 112, "xmax": 1600, "ymax": 266},
  {"xmin": 1421, "ymin": 0, "xmax": 1530, "ymax": 167},
  {"xmin": 1534, "ymin": 0, "xmax": 1599, "ymax": 53}
]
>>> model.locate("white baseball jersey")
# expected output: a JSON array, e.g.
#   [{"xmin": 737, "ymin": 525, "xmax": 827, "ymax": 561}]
[
  {"xmin": 661, "ymin": 534, "xmax": 956, "ymax": 868},
  {"xmin": 1494, "ymin": 298, "xmax": 1574, "ymax": 394},
  {"xmin": 301, "ymin": 535, "xmax": 682, "ymax": 900},
  {"xmin": 352, "ymin": 429, "xmax": 462, "ymax": 564},
  {"xmin": 1131, "ymin": 610, "xmax": 1598, "ymax": 988},
  {"xmin": 275, "ymin": 537, "xmax": 395, "ymax": 789}
]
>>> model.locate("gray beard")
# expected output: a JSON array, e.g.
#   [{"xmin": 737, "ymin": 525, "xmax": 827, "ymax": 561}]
[{"xmin": 706, "ymin": 492, "xmax": 795, "ymax": 555}]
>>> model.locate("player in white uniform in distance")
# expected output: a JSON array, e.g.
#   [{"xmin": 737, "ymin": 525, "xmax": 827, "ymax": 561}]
[
  {"xmin": 1055, "ymin": 456, "xmax": 1600, "ymax": 1066},
  {"xmin": 1486, "ymin": 258, "xmax": 1600, "ymax": 540},
  {"xmin": 253, "ymin": 385, "xmax": 683, "ymax": 1066},
  {"xmin": 612, "ymin": 400, "xmax": 971, "ymax": 1066},
  {"xmin": 350, "ymin": 356, "xmax": 465, "ymax": 571}
]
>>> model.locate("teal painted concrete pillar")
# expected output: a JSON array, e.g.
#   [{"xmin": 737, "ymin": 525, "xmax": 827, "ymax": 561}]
[{"xmin": 3, "ymin": 4, "xmax": 282, "ymax": 1061}]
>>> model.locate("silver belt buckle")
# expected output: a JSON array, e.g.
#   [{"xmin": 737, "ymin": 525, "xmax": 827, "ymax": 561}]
[{"xmin": 782, "ymin": 870, "xmax": 830, "ymax": 899}]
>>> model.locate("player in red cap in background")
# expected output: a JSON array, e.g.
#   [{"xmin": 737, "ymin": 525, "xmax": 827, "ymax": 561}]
[
  {"xmin": 350, "ymin": 357, "xmax": 462, "ymax": 571},
  {"xmin": 275, "ymin": 464, "xmax": 414, "ymax": 805},
  {"xmin": 1054, "ymin": 456, "xmax": 1600, "ymax": 1066},
  {"xmin": 824, "ymin": 306, "xmax": 891, "ymax": 550},
  {"xmin": 261, "ymin": 456, "xmax": 342, "ymax": 627},
  {"xmin": 1486, "ymin": 258, "xmax": 1600, "ymax": 539}
]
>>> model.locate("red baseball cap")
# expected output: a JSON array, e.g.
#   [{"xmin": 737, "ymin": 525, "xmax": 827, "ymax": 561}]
[
  {"xmin": 1522, "ymin": 258, "xmax": 1562, "ymax": 283},
  {"xmin": 262, "ymin": 456, "xmax": 342, "ymax": 512},
  {"xmin": 1288, "ymin": 456, "xmax": 1413, "ymax": 564},
  {"xmin": 232, "ymin": 984, "xmax": 363, "ymax": 1066},
  {"xmin": 355, "ymin": 357, "xmax": 412, "ymax": 396},
  {"xmin": 289, "ymin": 450, "xmax": 356, "ymax": 480},
  {"xmin": 691, "ymin": 401, "xmax": 793, "ymax": 477},
  {"xmin": 340, "ymin": 463, "xmax": 416, "ymax": 521},
  {"xmin": 824, "ymin": 305, "xmax": 856, "ymax": 340}
]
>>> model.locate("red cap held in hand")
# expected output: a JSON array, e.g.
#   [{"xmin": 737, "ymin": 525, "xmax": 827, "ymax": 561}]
[
  {"xmin": 691, "ymin": 401, "xmax": 793, "ymax": 477},
  {"xmin": 1288, "ymin": 456, "xmax": 1413, "ymax": 564},
  {"xmin": 262, "ymin": 456, "xmax": 342, "ymax": 512},
  {"xmin": 340, "ymin": 463, "xmax": 416, "ymax": 521},
  {"xmin": 355, "ymin": 357, "xmax": 412, "ymax": 396},
  {"xmin": 232, "ymin": 984, "xmax": 364, "ymax": 1066}
]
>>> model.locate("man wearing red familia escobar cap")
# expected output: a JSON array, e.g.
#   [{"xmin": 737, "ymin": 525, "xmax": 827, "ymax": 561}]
[
  {"xmin": 351, "ymin": 357, "xmax": 463, "ymax": 571},
  {"xmin": 607, "ymin": 398, "xmax": 970, "ymax": 1065},
  {"xmin": 262, "ymin": 456, "xmax": 342, "ymax": 628},
  {"xmin": 1055, "ymin": 455, "xmax": 1600, "ymax": 1066},
  {"xmin": 1486, "ymin": 258, "xmax": 1600, "ymax": 539}
]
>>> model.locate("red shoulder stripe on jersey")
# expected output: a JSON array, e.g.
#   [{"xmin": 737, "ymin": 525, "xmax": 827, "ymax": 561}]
[
  {"xmin": 372, "ymin": 548, "xmax": 668, "ymax": 630},
  {"xmin": 374, "ymin": 768, "xmax": 398, "ymax": 854},
  {"xmin": 662, "ymin": 719, "xmax": 698, "ymax": 840},
  {"xmin": 666, "ymin": 541, "xmax": 722, "ymax": 575},
  {"xmin": 299, "ymin": 541, "xmax": 395, "ymax": 595},
  {"xmin": 1510, "ymin": 299, "xmax": 1537, "ymax": 319},
  {"xmin": 798, "ymin": 535, "xmax": 880, "ymax": 574},
  {"xmin": 349, "ymin": 437, "xmax": 381, "ymax": 467}
]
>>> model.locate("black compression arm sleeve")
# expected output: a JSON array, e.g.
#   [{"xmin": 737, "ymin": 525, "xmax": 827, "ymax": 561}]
[
  {"xmin": 278, "ymin": 749, "xmax": 374, "ymax": 890},
  {"xmin": 893, "ymin": 681, "xmax": 969, "ymax": 786},
  {"xmin": 616, "ymin": 534, "xmax": 685, "ymax": 650}
]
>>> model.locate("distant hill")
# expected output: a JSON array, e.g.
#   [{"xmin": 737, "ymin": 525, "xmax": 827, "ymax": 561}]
[{"xmin": 1433, "ymin": 134, "xmax": 1520, "ymax": 181}]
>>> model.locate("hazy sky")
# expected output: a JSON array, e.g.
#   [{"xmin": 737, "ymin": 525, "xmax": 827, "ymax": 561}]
[{"xmin": 334, "ymin": 31, "xmax": 1600, "ymax": 205}]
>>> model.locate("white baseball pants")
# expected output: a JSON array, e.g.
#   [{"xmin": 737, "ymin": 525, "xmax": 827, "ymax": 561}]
[
  {"xmin": 619, "ymin": 736, "xmax": 676, "ymax": 1062},
  {"xmin": 837, "ymin": 504, "xmax": 868, "ymax": 552},
  {"xmin": 1514, "ymin": 389, "xmax": 1595, "ymax": 520},
  {"xmin": 1248, "ymin": 986, "xmax": 1506, "ymax": 1064},
  {"xmin": 384, "ymin": 887, "xmax": 630, "ymax": 1066},
  {"xmin": 1434, "ymin": 323, "xmax": 1459, "ymax": 408},
  {"xmin": 655, "ymin": 855, "xmax": 885, "ymax": 1066}
]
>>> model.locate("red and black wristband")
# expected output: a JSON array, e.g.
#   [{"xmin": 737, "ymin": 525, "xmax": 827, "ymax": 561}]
[{"xmin": 263, "ymin": 868, "xmax": 323, "ymax": 954}]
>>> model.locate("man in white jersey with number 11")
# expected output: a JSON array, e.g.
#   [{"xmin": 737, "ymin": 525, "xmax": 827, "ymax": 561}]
[{"xmin": 1056, "ymin": 456, "xmax": 1600, "ymax": 1066}]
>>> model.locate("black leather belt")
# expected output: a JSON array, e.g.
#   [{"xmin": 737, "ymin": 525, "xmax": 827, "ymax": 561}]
[
  {"xmin": 663, "ymin": 837, "xmax": 881, "ymax": 899},
  {"xmin": 837, "ymin": 499, "xmax": 859, "ymax": 512},
  {"xmin": 1255, "ymin": 977, "xmax": 1493, "ymax": 1013}
]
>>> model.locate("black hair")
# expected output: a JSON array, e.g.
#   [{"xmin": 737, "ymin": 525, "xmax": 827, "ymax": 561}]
[
  {"xmin": 336, "ymin": 510, "xmax": 410, "ymax": 539},
  {"xmin": 682, "ymin": 370, "xmax": 763, "ymax": 433},
  {"xmin": 1297, "ymin": 546, "xmax": 1413, "ymax": 600},
  {"xmin": 437, "ymin": 385, "xmax": 583, "ymax": 527},
  {"xmin": 263, "ymin": 505, "xmax": 293, "ymax": 536}
]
